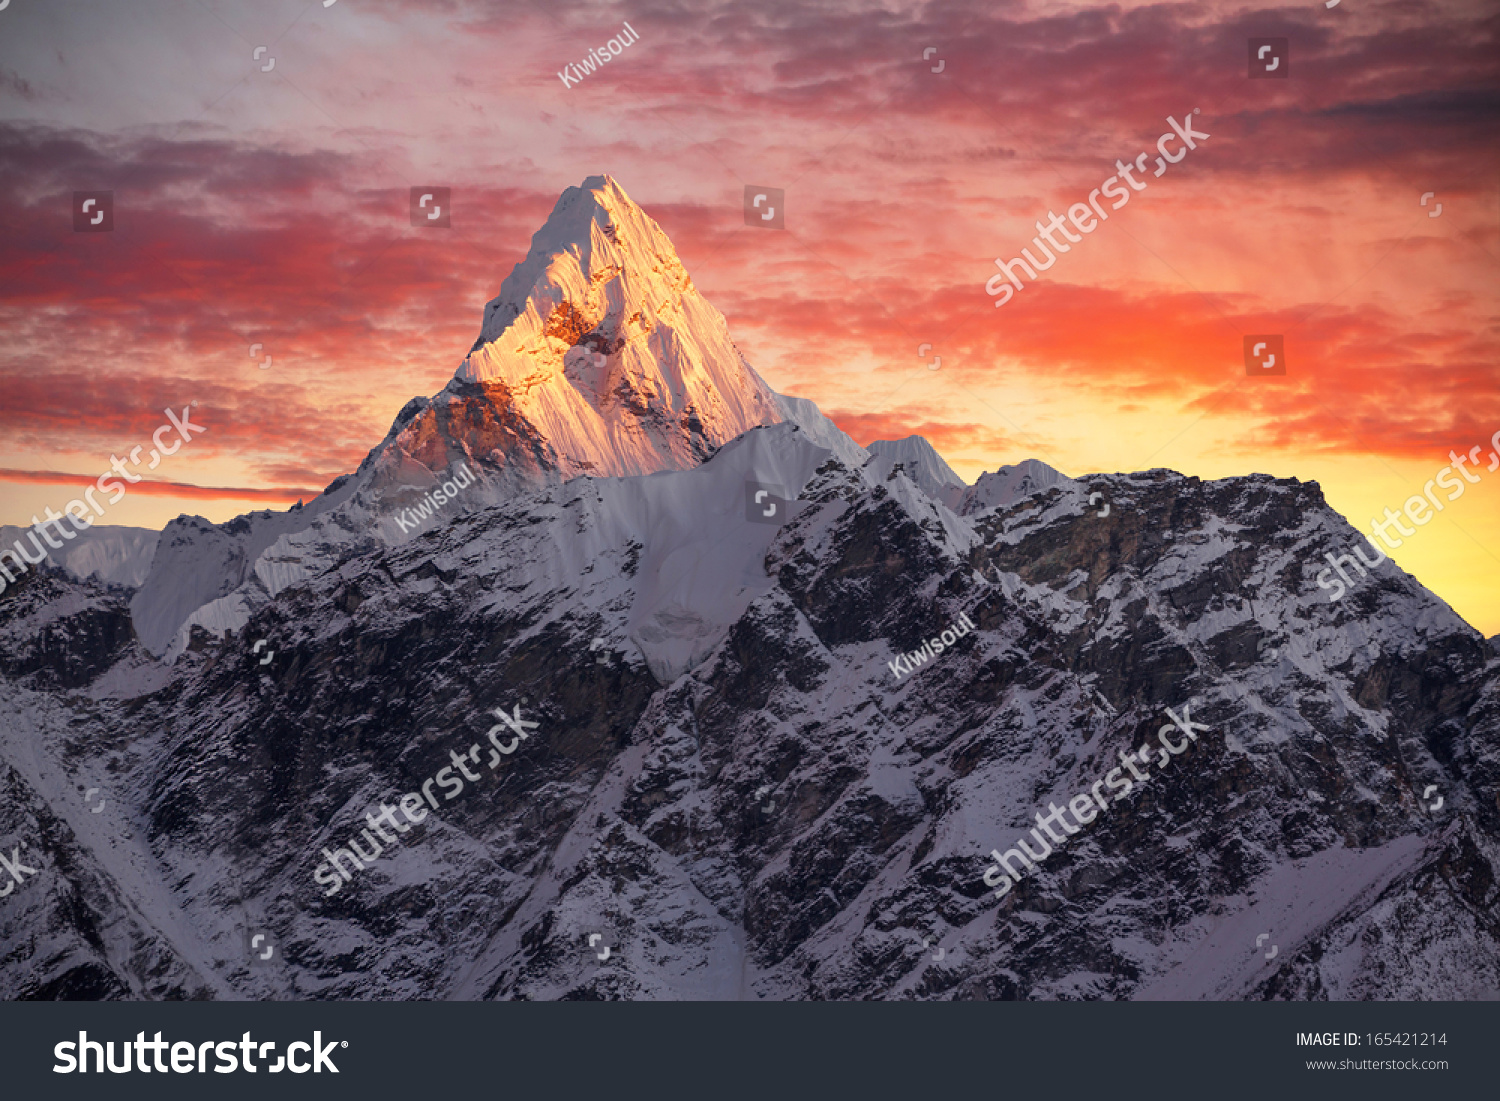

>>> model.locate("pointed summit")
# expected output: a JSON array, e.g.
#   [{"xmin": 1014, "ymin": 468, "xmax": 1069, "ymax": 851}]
[
  {"xmin": 129, "ymin": 176, "xmax": 867, "ymax": 658},
  {"xmin": 447, "ymin": 175, "xmax": 782, "ymax": 479},
  {"xmin": 958, "ymin": 459, "xmax": 1072, "ymax": 514},
  {"xmin": 866, "ymin": 435, "xmax": 967, "ymax": 509}
]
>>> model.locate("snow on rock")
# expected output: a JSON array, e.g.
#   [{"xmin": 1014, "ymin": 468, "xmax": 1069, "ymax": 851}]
[
  {"xmin": 772, "ymin": 391, "xmax": 869, "ymax": 472},
  {"xmin": 958, "ymin": 459, "xmax": 1073, "ymax": 515},
  {"xmin": 1135, "ymin": 834, "xmax": 1431, "ymax": 1000},
  {"xmin": 866, "ymin": 435, "xmax": 967, "ymax": 510},
  {"xmin": 4, "ymin": 438, "xmax": 1499, "ymax": 1000},
  {"xmin": 0, "ymin": 523, "xmax": 157, "ymax": 590},
  {"xmin": 616, "ymin": 425, "xmax": 833, "ymax": 682}
]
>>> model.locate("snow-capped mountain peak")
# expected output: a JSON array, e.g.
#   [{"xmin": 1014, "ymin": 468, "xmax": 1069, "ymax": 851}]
[
  {"xmin": 454, "ymin": 174, "xmax": 782, "ymax": 478},
  {"xmin": 124, "ymin": 176, "xmax": 868, "ymax": 658},
  {"xmin": 958, "ymin": 458, "xmax": 1072, "ymax": 515},
  {"xmin": 866, "ymin": 435, "xmax": 967, "ymax": 509}
]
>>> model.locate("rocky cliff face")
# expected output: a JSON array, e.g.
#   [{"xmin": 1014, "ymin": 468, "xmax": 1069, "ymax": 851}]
[
  {"xmin": 3, "ymin": 442, "xmax": 1496, "ymax": 1000},
  {"xmin": 2, "ymin": 179, "xmax": 1497, "ymax": 1002}
]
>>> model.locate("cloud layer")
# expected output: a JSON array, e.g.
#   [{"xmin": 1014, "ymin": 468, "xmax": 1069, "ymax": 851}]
[{"xmin": 0, "ymin": 0, "xmax": 1496, "ymax": 625}]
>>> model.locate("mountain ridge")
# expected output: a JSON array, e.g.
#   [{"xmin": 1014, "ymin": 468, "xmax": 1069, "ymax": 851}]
[
  {"xmin": 3, "ymin": 444, "xmax": 1495, "ymax": 1000},
  {"xmin": 120, "ymin": 175, "xmax": 1067, "ymax": 661}
]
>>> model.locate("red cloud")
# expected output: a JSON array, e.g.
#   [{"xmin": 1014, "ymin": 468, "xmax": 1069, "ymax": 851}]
[{"xmin": 0, "ymin": 468, "xmax": 316, "ymax": 503}]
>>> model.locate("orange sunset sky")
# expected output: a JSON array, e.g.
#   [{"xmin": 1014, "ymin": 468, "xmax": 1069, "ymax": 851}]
[{"xmin": 1, "ymin": 0, "xmax": 1497, "ymax": 632}]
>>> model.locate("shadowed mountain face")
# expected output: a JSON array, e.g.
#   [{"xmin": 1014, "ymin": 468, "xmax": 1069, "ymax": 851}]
[{"xmin": 2, "ymin": 180, "xmax": 1498, "ymax": 1002}]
